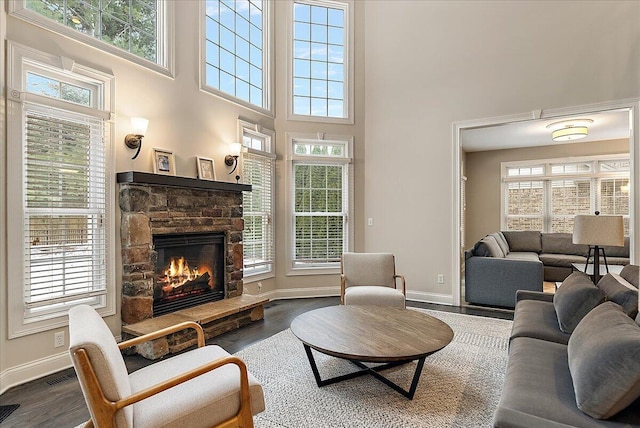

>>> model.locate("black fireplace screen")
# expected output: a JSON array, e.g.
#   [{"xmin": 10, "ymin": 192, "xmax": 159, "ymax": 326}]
[{"xmin": 153, "ymin": 233, "xmax": 225, "ymax": 316}]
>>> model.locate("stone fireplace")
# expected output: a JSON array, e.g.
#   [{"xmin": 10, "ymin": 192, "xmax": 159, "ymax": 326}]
[{"xmin": 117, "ymin": 171, "xmax": 252, "ymax": 325}]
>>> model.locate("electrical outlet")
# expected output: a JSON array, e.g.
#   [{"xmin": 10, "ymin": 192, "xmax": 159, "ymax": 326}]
[
  {"xmin": 258, "ymin": 282, "xmax": 263, "ymax": 294},
  {"xmin": 367, "ymin": 218, "xmax": 374, "ymax": 226},
  {"xmin": 437, "ymin": 274, "xmax": 444, "ymax": 284},
  {"xmin": 54, "ymin": 331, "xmax": 65, "ymax": 348}
]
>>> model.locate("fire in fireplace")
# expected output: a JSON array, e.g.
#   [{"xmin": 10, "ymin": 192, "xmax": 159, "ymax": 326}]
[{"xmin": 153, "ymin": 233, "xmax": 225, "ymax": 316}]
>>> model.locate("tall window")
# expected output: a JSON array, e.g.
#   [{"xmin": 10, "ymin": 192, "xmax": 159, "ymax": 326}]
[
  {"xmin": 240, "ymin": 121, "xmax": 275, "ymax": 279},
  {"xmin": 7, "ymin": 42, "xmax": 115, "ymax": 337},
  {"xmin": 290, "ymin": 0, "xmax": 351, "ymax": 122},
  {"xmin": 9, "ymin": 0, "xmax": 170, "ymax": 72},
  {"xmin": 502, "ymin": 156, "xmax": 631, "ymax": 235},
  {"xmin": 287, "ymin": 134, "xmax": 353, "ymax": 273},
  {"xmin": 204, "ymin": 0, "xmax": 269, "ymax": 111}
]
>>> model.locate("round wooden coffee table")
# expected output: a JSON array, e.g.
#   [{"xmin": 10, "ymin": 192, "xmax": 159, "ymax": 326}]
[{"xmin": 290, "ymin": 305, "xmax": 454, "ymax": 399}]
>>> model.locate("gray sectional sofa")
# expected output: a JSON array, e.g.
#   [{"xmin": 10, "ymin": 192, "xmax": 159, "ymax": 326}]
[
  {"xmin": 465, "ymin": 231, "xmax": 630, "ymax": 308},
  {"xmin": 494, "ymin": 265, "xmax": 640, "ymax": 427}
]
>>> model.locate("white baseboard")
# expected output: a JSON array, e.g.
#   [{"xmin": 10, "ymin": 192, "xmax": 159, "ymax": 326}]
[
  {"xmin": 406, "ymin": 290, "xmax": 454, "ymax": 306},
  {"xmin": 0, "ymin": 351, "xmax": 72, "ymax": 395},
  {"xmin": 252, "ymin": 286, "xmax": 341, "ymax": 301}
]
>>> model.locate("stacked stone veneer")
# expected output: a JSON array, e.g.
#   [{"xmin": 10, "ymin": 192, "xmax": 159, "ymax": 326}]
[{"xmin": 119, "ymin": 183, "xmax": 244, "ymax": 325}]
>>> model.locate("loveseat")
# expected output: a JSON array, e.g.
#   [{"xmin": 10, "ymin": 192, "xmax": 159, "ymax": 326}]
[
  {"xmin": 493, "ymin": 265, "xmax": 640, "ymax": 427},
  {"xmin": 465, "ymin": 231, "xmax": 630, "ymax": 308}
]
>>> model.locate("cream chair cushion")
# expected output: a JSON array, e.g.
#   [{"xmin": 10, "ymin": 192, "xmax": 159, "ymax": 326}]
[
  {"xmin": 128, "ymin": 345, "xmax": 265, "ymax": 428},
  {"xmin": 342, "ymin": 252, "xmax": 396, "ymax": 288},
  {"xmin": 344, "ymin": 285, "xmax": 405, "ymax": 308}
]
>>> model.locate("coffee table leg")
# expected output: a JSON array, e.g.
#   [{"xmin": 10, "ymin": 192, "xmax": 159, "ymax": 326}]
[{"xmin": 302, "ymin": 344, "xmax": 427, "ymax": 399}]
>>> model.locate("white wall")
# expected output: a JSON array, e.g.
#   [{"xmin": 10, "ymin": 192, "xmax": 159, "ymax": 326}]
[
  {"xmin": 0, "ymin": 1, "xmax": 365, "ymax": 391},
  {"xmin": 363, "ymin": 1, "xmax": 640, "ymax": 304}
]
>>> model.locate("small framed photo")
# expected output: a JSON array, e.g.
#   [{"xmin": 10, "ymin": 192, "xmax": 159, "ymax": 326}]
[
  {"xmin": 196, "ymin": 156, "xmax": 216, "ymax": 181},
  {"xmin": 152, "ymin": 148, "xmax": 175, "ymax": 176}
]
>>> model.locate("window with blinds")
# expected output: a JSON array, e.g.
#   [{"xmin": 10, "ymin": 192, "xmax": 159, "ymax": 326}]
[
  {"xmin": 24, "ymin": 104, "xmax": 108, "ymax": 314},
  {"xmin": 288, "ymin": 135, "xmax": 352, "ymax": 271},
  {"xmin": 242, "ymin": 150, "xmax": 275, "ymax": 276},
  {"xmin": 7, "ymin": 41, "xmax": 114, "ymax": 336},
  {"xmin": 502, "ymin": 156, "xmax": 630, "ymax": 234}
]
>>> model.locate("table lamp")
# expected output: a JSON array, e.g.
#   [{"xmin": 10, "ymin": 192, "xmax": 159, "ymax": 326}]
[{"xmin": 572, "ymin": 212, "xmax": 624, "ymax": 283}]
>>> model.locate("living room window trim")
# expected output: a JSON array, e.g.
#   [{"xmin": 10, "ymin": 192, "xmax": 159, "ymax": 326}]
[
  {"xmin": 501, "ymin": 154, "xmax": 631, "ymax": 234},
  {"xmin": 286, "ymin": 0, "xmax": 354, "ymax": 124},
  {"xmin": 6, "ymin": 41, "xmax": 116, "ymax": 338},
  {"xmin": 200, "ymin": 0, "xmax": 275, "ymax": 117},
  {"xmin": 8, "ymin": 0, "xmax": 175, "ymax": 77},
  {"xmin": 285, "ymin": 132, "xmax": 354, "ymax": 276}
]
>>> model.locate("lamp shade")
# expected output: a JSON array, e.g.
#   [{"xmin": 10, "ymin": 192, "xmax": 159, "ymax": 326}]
[
  {"xmin": 131, "ymin": 117, "xmax": 149, "ymax": 135},
  {"xmin": 572, "ymin": 215, "xmax": 624, "ymax": 247}
]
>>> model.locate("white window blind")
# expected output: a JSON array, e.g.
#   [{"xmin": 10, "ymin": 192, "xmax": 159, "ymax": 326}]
[
  {"xmin": 293, "ymin": 162, "xmax": 346, "ymax": 266},
  {"xmin": 242, "ymin": 149, "xmax": 275, "ymax": 276},
  {"xmin": 23, "ymin": 102, "xmax": 108, "ymax": 313}
]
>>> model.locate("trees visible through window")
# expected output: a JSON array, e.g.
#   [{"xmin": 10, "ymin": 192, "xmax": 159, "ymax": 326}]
[
  {"xmin": 292, "ymin": 0, "xmax": 347, "ymax": 119},
  {"xmin": 502, "ymin": 156, "xmax": 631, "ymax": 235},
  {"xmin": 289, "ymin": 135, "xmax": 352, "ymax": 271},
  {"xmin": 23, "ymin": 0, "xmax": 160, "ymax": 63},
  {"xmin": 204, "ymin": 0, "xmax": 267, "ymax": 109}
]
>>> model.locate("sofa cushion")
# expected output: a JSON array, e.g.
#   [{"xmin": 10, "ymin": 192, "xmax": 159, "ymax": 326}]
[
  {"xmin": 491, "ymin": 232, "xmax": 510, "ymax": 256},
  {"xmin": 473, "ymin": 235, "xmax": 505, "ymax": 258},
  {"xmin": 496, "ymin": 337, "xmax": 609, "ymax": 427},
  {"xmin": 510, "ymin": 299, "xmax": 571, "ymax": 345},
  {"xmin": 606, "ymin": 256, "xmax": 631, "ymax": 266},
  {"xmin": 621, "ymin": 264, "xmax": 640, "ymax": 288},
  {"xmin": 553, "ymin": 272, "xmax": 605, "ymax": 333},
  {"xmin": 538, "ymin": 253, "xmax": 587, "ymax": 268},
  {"xmin": 597, "ymin": 273, "xmax": 638, "ymax": 318},
  {"xmin": 502, "ymin": 231, "xmax": 541, "ymax": 253},
  {"xmin": 568, "ymin": 302, "xmax": 640, "ymax": 419},
  {"xmin": 504, "ymin": 252, "xmax": 540, "ymax": 262},
  {"xmin": 542, "ymin": 233, "xmax": 589, "ymax": 256}
]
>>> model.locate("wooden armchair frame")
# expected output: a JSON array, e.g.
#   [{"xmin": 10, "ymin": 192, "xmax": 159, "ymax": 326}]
[{"xmin": 72, "ymin": 321, "xmax": 254, "ymax": 428}]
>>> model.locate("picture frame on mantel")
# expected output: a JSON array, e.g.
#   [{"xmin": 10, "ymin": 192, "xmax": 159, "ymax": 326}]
[
  {"xmin": 153, "ymin": 148, "xmax": 175, "ymax": 176},
  {"xmin": 196, "ymin": 156, "xmax": 216, "ymax": 181}
]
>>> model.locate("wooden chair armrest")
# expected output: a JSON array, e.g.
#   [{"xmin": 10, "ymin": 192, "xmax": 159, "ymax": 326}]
[
  {"xmin": 394, "ymin": 274, "xmax": 406, "ymax": 296},
  {"xmin": 340, "ymin": 275, "xmax": 346, "ymax": 304},
  {"xmin": 118, "ymin": 321, "xmax": 205, "ymax": 350},
  {"xmin": 73, "ymin": 349, "xmax": 253, "ymax": 427}
]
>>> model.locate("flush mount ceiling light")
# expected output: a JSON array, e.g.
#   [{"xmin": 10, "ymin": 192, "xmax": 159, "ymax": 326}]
[{"xmin": 546, "ymin": 118, "xmax": 593, "ymax": 142}]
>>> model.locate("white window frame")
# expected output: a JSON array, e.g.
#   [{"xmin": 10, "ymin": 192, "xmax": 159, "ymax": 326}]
[
  {"xmin": 501, "ymin": 154, "xmax": 631, "ymax": 234},
  {"xmin": 200, "ymin": 0, "xmax": 274, "ymax": 116},
  {"xmin": 286, "ymin": 0, "xmax": 354, "ymax": 124},
  {"xmin": 6, "ymin": 41, "xmax": 116, "ymax": 338},
  {"xmin": 285, "ymin": 132, "xmax": 354, "ymax": 275},
  {"xmin": 239, "ymin": 120, "xmax": 276, "ymax": 281},
  {"xmin": 8, "ymin": 0, "xmax": 174, "ymax": 77}
]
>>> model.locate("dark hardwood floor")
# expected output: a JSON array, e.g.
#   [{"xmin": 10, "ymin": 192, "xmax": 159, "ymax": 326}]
[{"xmin": 0, "ymin": 297, "xmax": 512, "ymax": 427}]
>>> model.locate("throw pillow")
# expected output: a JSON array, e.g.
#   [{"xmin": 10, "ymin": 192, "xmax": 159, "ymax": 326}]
[
  {"xmin": 473, "ymin": 235, "xmax": 505, "ymax": 258},
  {"xmin": 597, "ymin": 273, "xmax": 638, "ymax": 318},
  {"xmin": 553, "ymin": 272, "xmax": 605, "ymax": 333},
  {"xmin": 568, "ymin": 302, "xmax": 640, "ymax": 419},
  {"xmin": 491, "ymin": 232, "xmax": 510, "ymax": 256},
  {"xmin": 501, "ymin": 230, "xmax": 542, "ymax": 253}
]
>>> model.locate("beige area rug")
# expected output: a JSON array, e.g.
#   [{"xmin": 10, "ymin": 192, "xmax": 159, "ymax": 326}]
[{"xmin": 236, "ymin": 308, "xmax": 513, "ymax": 428}]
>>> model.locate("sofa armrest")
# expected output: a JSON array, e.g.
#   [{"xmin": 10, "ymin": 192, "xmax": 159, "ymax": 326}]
[
  {"xmin": 515, "ymin": 290, "xmax": 554, "ymax": 303},
  {"xmin": 465, "ymin": 256, "xmax": 543, "ymax": 308}
]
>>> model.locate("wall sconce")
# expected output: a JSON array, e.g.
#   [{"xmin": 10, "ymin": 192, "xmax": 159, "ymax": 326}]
[
  {"xmin": 124, "ymin": 117, "xmax": 149, "ymax": 159},
  {"xmin": 225, "ymin": 143, "xmax": 242, "ymax": 184}
]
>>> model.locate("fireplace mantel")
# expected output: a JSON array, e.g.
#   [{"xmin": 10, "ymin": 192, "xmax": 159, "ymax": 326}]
[{"xmin": 117, "ymin": 171, "xmax": 252, "ymax": 192}]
